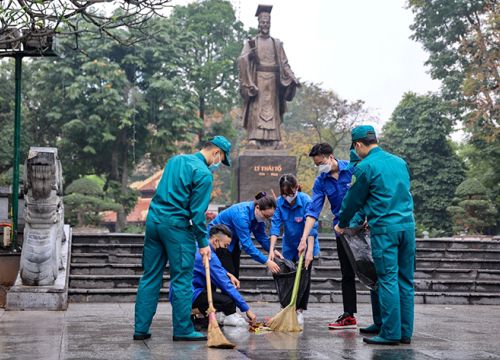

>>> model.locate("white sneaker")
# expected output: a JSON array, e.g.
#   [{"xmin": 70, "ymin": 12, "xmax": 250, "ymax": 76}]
[
  {"xmin": 223, "ymin": 313, "xmax": 248, "ymax": 327},
  {"xmin": 297, "ymin": 311, "xmax": 304, "ymax": 326},
  {"xmin": 216, "ymin": 312, "xmax": 226, "ymax": 325}
]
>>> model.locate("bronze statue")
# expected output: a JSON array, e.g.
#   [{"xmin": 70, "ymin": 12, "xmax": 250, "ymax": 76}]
[{"xmin": 238, "ymin": 5, "xmax": 299, "ymax": 150}]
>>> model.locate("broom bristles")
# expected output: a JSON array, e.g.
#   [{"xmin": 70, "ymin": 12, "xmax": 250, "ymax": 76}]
[
  {"xmin": 207, "ymin": 312, "xmax": 236, "ymax": 349},
  {"xmin": 267, "ymin": 304, "xmax": 302, "ymax": 332}
]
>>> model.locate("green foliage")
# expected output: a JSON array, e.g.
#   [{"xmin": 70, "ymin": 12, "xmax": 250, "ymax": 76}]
[
  {"xmin": 0, "ymin": 166, "xmax": 24, "ymax": 187},
  {"xmin": 381, "ymin": 93, "xmax": 466, "ymax": 234},
  {"xmin": 65, "ymin": 178, "xmax": 104, "ymax": 197},
  {"xmin": 64, "ymin": 178, "xmax": 121, "ymax": 227},
  {"xmin": 457, "ymin": 141, "xmax": 500, "ymax": 213},
  {"xmin": 285, "ymin": 82, "xmax": 368, "ymax": 159},
  {"xmin": 169, "ymin": 0, "xmax": 252, "ymax": 141},
  {"xmin": 408, "ymin": 0, "xmax": 498, "ymax": 137},
  {"xmin": 0, "ymin": 60, "xmax": 35, "ymax": 175},
  {"xmin": 122, "ymin": 224, "xmax": 145, "ymax": 234},
  {"xmin": 105, "ymin": 180, "xmax": 138, "ymax": 216},
  {"xmin": 447, "ymin": 178, "xmax": 497, "ymax": 234},
  {"xmin": 205, "ymin": 114, "xmax": 239, "ymax": 204}
]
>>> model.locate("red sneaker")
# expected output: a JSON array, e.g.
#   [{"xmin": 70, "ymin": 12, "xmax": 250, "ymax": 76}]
[{"xmin": 328, "ymin": 313, "xmax": 357, "ymax": 330}]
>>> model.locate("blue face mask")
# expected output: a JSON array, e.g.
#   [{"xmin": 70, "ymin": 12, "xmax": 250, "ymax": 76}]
[
  {"xmin": 209, "ymin": 162, "xmax": 221, "ymax": 172},
  {"xmin": 209, "ymin": 152, "xmax": 222, "ymax": 172}
]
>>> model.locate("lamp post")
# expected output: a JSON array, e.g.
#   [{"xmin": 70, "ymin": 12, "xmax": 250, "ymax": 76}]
[{"xmin": 0, "ymin": 28, "xmax": 56, "ymax": 250}]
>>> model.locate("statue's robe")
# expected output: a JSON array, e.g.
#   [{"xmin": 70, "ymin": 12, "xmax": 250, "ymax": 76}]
[{"xmin": 238, "ymin": 35, "xmax": 297, "ymax": 142}]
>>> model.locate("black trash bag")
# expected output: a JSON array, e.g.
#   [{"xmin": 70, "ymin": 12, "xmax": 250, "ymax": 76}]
[
  {"xmin": 272, "ymin": 257, "xmax": 310, "ymax": 308},
  {"xmin": 340, "ymin": 226, "xmax": 378, "ymax": 290}
]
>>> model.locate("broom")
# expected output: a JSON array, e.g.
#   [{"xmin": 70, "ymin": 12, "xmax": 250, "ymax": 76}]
[
  {"xmin": 267, "ymin": 254, "xmax": 304, "ymax": 332},
  {"xmin": 203, "ymin": 255, "xmax": 236, "ymax": 349}
]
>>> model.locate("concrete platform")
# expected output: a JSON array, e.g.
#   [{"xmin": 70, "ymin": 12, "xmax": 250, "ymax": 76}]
[{"xmin": 1, "ymin": 303, "xmax": 499, "ymax": 359}]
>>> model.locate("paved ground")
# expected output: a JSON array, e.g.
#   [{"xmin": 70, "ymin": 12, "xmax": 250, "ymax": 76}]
[{"xmin": 1, "ymin": 302, "xmax": 499, "ymax": 360}]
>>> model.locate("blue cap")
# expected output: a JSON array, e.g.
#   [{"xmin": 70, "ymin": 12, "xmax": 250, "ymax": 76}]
[
  {"xmin": 350, "ymin": 125, "xmax": 377, "ymax": 149},
  {"xmin": 210, "ymin": 135, "xmax": 232, "ymax": 166}
]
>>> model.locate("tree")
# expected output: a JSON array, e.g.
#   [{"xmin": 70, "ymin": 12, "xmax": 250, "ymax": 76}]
[
  {"xmin": 282, "ymin": 130, "xmax": 317, "ymax": 195},
  {"xmin": 285, "ymin": 82, "xmax": 369, "ymax": 158},
  {"xmin": 408, "ymin": 0, "xmax": 499, "ymax": 130},
  {"xmin": 169, "ymin": 0, "xmax": 250, "ymax": 142},
  {"xmin": 0, "ymin": 60, "xmax": 34, "ymax": 175},
  {"xmin": 447, "ymin": 178, "xmax": 497, "ymax": 234},
  {"xmin": 381, "ymin": 92, "xmax": 465, "ymax": 235},
  {"xmin": 457, "ymin": 140, "xmax": 500, "ymax": 213},
  {"xmin": 64, "ymin": 177, "xmax": 121, "ymax": 227},
  {"xmin": 408, "ymin": 0, "xmax": 499, "ymax": 225},
  {"xmin": 0, "ymin": 1, "xmax": 173, "ymax": 51},
  {"xmin": 17, "ymin": 19, "xmax": 203, "ymax": 228}
]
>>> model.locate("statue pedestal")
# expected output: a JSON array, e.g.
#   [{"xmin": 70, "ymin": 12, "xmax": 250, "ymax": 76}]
[
  {"xmin": 6, "ymin": 225, "xmax": 71, "ymax": 311},
  {"xmin": 237, "ymin": 150, "xmax": 296, "ymax": 202}
]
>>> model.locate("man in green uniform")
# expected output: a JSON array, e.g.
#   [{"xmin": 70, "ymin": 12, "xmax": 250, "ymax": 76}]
[
  {"xmin": 335, "ymin": 125, "xmax": 415, "ymax": 345},
  {"xmin": 134, "ymin": 136, "xmax": 232, "ymax": 341}
]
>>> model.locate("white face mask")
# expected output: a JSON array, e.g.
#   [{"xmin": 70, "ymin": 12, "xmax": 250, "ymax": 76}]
[
  {"xmin": 284, "ymin": 192, "xmax": 298, "ymax": 204},
  {"xmin": 318, "ymin": 163, "xmax": 332, "ymax": 174}
]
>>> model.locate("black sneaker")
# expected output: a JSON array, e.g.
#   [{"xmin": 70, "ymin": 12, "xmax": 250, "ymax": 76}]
[
  {"xmin": 133, "ymin": 333, "xmax": 151, "ymax": 340},
  {"xmin": 191, "ymin": 315, "xmax": 209, "ymax": 330}
]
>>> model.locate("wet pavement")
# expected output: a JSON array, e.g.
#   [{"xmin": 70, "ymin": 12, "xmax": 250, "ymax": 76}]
[{"xmin": 0, "ymin": 302, "xmax": 499, "ymax": 360}]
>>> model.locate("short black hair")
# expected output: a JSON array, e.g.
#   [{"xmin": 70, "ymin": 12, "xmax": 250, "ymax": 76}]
[
  {"xmin": 353, "ymin": 138, "xmax": 378, "ymax": 147},
  {"xmin": 254, "ymin": 191, "xmax": 277, "ymax": 210},
  {"xmin": 309, "ymin": 143, "xmax": 333, "ymax": 157},
  {"xmin": 209, "ymin": 224, "xmax": 232, "ymax": 238}
]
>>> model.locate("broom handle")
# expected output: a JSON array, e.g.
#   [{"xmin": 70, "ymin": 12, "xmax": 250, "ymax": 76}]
[
  {"xmin": 289, "ymin": 254, "xmax": 304, "ymax": 306},
  {"xmin": 203, "ymin": 255, "xmax": 216, "ymax": 313}
]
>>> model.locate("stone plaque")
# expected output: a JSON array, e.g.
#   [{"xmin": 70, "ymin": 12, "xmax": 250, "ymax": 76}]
[{"xmin": 238, "ymin": 151, "xmax": 296, "ymax": 202}]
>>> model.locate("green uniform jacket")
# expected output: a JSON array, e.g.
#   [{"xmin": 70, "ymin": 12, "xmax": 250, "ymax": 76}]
[
  {"xmin": 147, "ymin": 152, "xmax": 212, "ymax": 248},
  {"xmin": 338, "ymin": 147, "xmax": 414, "ymax": 235}
]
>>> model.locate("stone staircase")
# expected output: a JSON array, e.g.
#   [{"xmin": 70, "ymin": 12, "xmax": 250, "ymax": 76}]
[{"xmin": 68, "ymin": 234, "xmax": 500, "ymax": 305}]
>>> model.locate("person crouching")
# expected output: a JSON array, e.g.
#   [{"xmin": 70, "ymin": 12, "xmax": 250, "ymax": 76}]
[{"xmin": 191, "ymin": 224, "xmax": 257, "ymax": 329}]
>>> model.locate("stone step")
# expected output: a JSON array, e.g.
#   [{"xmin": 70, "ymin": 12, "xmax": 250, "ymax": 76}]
[
  {"xmin": 315, "ymin": 266, "xmax": 500, "ymax": 281},
  {"xmin": 67, "ymin": 287, "xmax": 500, "ymax": 305},
  {"xmin": 70, "ymin": 252, "xmax": 500, "ymax": 271},
  {"xmin": 69, "ymin": 262, "xmax": 500, "ymax": 282},
  {"xmin": 72, "ymin": 234, "xmax": 500, "ymax": 250},
  {"xmin": 70, "ymin": 244, "xmax": 500, "ymax": 263},
  {"xmin": 68, "ymin": 274, "xmax": 500, "ymax": 294},
  {"xmin": 69, "ymin": 235, "xmax": 500, "ymax": 304}
]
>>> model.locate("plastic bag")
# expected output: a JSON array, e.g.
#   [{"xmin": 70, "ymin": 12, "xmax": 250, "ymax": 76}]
[
  {"xmin": 272, "ymin": 257, "xmax": 310, "ymax": 308},
  {"xmin": 340, "ymin": 227, "xmax": 378, "ymax": 290}
]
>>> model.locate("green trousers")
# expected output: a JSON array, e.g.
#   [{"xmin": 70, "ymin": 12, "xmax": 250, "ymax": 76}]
[
  {"xmin": 371, "ymin": 229, "xmax": 415, "ymax": 340},
  {"xmin": 134, "ymin": 219, "xmax": 196, "ymax": 337}
]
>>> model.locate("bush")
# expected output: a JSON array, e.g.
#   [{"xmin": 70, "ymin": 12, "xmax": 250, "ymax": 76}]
[
  {"xmin": 64, "ymin": 178, "xmax": 122, "ymax": 227},
  {"xmin": 447, "ymin": 178, "xmax": 497, "ymax": 235}
]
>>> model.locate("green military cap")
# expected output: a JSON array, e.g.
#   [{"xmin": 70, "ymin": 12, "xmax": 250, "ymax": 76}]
[
  {"xmin": 210, "ymin": 135, "xmax": 232, "ymax": 166},
  {"xmin": 350, "ymin": 125, "xmax": 377, "ymax": 149}
]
